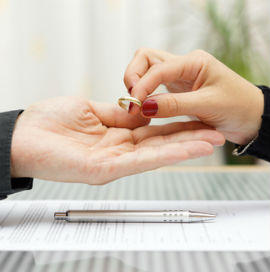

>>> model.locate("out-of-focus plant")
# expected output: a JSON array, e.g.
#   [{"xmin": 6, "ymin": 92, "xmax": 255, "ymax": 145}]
[
  {"xmin": 203, "ymin": 0, "xmax": 269, "ymax": 165},
  {"xmin": 204, "ymin": 0, "xmax": 269, "ymax": 84}
]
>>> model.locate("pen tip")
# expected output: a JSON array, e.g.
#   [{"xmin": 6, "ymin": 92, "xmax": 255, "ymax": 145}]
[{"xmin": 190, "ymin": 212, "xmax": 217, "ymax": 219}]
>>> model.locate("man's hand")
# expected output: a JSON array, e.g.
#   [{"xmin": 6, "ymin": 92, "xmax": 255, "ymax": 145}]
[{"xmin": 11, "ymin": 97, "xmax": 224, "ymax": 185}]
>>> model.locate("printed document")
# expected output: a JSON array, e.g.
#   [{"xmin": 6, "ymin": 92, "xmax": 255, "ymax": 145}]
[{"xmin": 0, "ymin": 200, "xmax": 269, "ymax": 251}]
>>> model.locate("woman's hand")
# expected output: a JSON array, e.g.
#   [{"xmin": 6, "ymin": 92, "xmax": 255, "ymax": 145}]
[
  {"xmin": 124, "ymin": 48, "xmax": 264, "ymax": 145},
  {"xmin": 10, "ymin": 97, "xmax": 224, "ymax": 185}
]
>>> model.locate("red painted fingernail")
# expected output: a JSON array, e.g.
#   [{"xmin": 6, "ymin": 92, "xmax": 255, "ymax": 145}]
[
  {"xmin": 142, "ymin": 99, "xmax": 158, "ymax": 116},
  {"xmin": 128, "ymin": 87, "xmax": 133, "ymax": 94},
  {"xmin": 128, "ymin": 102, "xmax": 134, "ymax": 113}
]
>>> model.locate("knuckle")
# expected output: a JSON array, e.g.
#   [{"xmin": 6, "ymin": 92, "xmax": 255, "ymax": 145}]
[
  {"xmin": 123, "ymin": 71, "xmax": 130, "ymax": 85},
  {"xmin": 135, "ymin": 47, "xmax": 149, "ymax": 56},
  {"xmin": 190, "ymin": 49, "xmax": 211, "ymax": 62},
  {"xmin": 189, "ymin": 49, "xmax": 212, "ymax": 70},
  {"xmin": 167, "ymin": 95, "xmax": 181, "ymax": 115},
  {"xmin": 190, "ymin": 49, "xmax": 208, "ymax": 57},
  {"xmin": 148, "ymin": 64, "xmax": 159, "ymax": 73},
  {"xmin": 148, "ymin": 64, "xmax": 163, "ymax": 79}
]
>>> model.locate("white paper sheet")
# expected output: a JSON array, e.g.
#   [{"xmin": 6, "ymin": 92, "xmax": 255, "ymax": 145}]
[{"xmin": 0, "ymin": 200, "xmax": 269, "ymax": 251}]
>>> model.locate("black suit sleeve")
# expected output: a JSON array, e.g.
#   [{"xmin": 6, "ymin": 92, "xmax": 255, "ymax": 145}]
[
  {"xmin": 233, "ymin": 85, "xmax": 270, "ymax": 162},
  {"xmin": 0, "ymin": 110, "xmax": 33, "ymax": 200}
]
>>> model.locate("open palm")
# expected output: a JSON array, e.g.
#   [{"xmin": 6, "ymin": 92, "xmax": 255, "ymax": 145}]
[{"xmin": 11, "ymin": 97, "xmax": 224, "ymax": 185}]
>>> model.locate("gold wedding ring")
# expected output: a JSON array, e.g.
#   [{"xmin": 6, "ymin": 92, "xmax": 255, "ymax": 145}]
[{"xmin": 118, "ymin": 96, "xmax": 142, "ymax": 110}]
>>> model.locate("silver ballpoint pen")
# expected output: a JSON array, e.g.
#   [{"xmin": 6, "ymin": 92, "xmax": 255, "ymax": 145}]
[{"xmin": 54, "ymin": 210, "xmax": 216, "ymax": 223}]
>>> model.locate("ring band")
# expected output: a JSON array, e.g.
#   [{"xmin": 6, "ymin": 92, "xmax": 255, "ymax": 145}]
[{"xmin": 118, "ymin": 96, "xmax": 142, "ymax": 110}]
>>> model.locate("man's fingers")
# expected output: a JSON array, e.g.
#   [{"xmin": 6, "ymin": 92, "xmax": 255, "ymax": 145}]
[
  {"xmin": 104, "ymin": 141, "xmax": 214, "ymax": 183},
  {"xmin": 133, "ymin": 121, "xmax": 215, "ymax": 142},
  {"xmin": 137, "ymin": 128, "xmax": 225, "ymax": 147},
  {"xmin": 132, "ymin": 141, "xmax": 214, "ymax": 168},
  {"xmin": 140, "ymin": 92, "xmax": 207, "ymax": 118},
  {"xmin": 90, "ymin": 101, "xmax": 149, "ymax": 129}
]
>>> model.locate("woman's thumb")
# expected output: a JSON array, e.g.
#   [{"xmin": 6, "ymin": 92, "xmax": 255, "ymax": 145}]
[{"xmin": 141, "ymin": 92, "xmax": 204, "ymax": 118}]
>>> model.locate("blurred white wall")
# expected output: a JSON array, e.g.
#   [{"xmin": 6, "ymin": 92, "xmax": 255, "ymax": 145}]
[{"xmin": 0, "ymin": 0, "xmax": 269, "ymax": 165}]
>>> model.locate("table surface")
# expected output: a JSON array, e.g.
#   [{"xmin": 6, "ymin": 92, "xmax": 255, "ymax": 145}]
[{"xmin": 1, "ymin": 166, "xmax": 270, "ymax": 272}]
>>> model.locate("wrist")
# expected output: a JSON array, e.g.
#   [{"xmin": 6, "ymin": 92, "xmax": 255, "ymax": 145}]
[
  {"xmin": 10, "ymin": 112, "xmax": 28, "ymax": 178},
  {"xmin": 238, "ymin": 85, "xmax": 264, "ymax": 145},
  {"xmin": 0, "ymin": 110, "xmax": 32, "ymax": 197}
]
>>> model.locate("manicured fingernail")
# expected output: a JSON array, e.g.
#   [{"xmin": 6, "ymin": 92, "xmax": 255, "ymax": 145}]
[
  {"xmin": 128, "ymin": 102, "xmax": 134, "ymax": 113},
  {"xmin": 128, "ymin": 87, "xmax": 133, "ymax": 94},
  {"xmin": 142, "ymin": 99, "xmax": 158, "ymax": 116}
]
